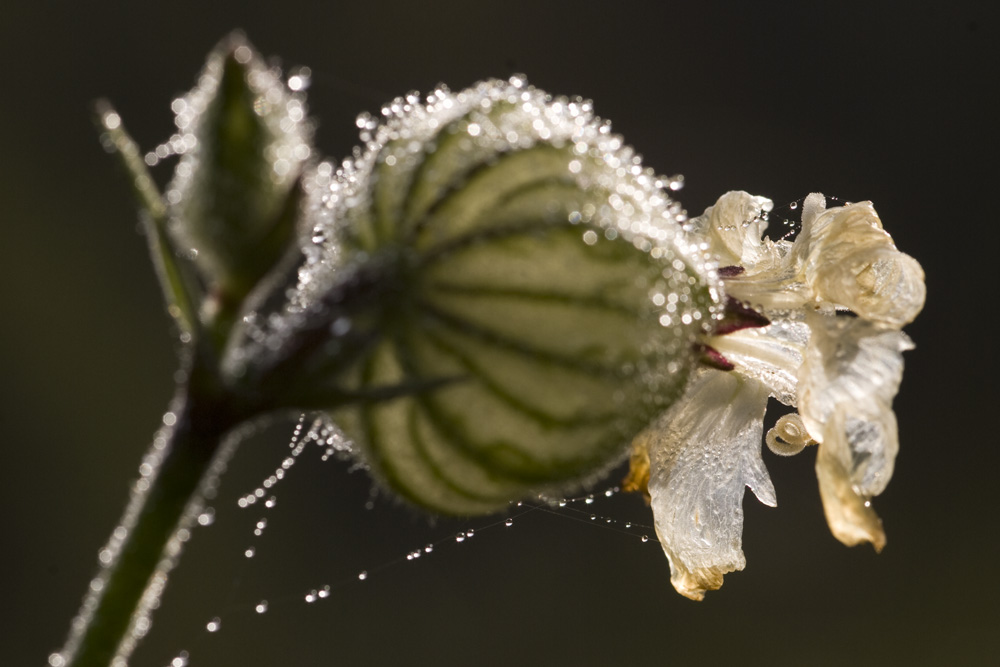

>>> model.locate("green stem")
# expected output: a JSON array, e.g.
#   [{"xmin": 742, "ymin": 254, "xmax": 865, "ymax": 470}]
[{"xmin": 57, "ymin": 355, "xmax": 250, "ymax": 667}]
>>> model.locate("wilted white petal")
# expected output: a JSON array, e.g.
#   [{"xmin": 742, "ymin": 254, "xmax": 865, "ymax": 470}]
[
  {"xmin": 798, "ymin": 195, "xmax": 926, "ymax": 326},
  {"xmin": 798, "ymin": 313, "xmax": 913, "ymax": 547},
  {"xmin": 798, "ymin": 313, "xmax": 911, "ymax": 494},
  {"xmin": 707, "ymin": 319, "xmax": 810, "ymax": 406},
  {"xmin": 689, "ymin": 191, "xmax": 774, "ymax": 269},
  {"xmin": 646, "ymin": 371, "xmax": 775, "ymax": 600},
  {"xmin": 815, "ymin": 418, "xmax": 887, "ymax": 551}
]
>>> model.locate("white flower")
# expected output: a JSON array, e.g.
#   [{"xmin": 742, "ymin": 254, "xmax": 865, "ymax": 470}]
[{"xmin": 637, "ymin": 191, "xmax": 925, "ymax": 600}]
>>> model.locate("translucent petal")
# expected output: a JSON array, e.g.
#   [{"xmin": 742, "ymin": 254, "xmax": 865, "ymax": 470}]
[
  {"xmin": 645, "ymin": 371, "xmax": 775, "ymax": 600},
  {"xmin": 688, "ymin": 191, "xmax": 773, "ymax": 269},
  {"xmin": 815, "ymin": 420, "xmax": 887, "ymax": 551},
  {"xmin": 799, "ymin": 197, "xmax": 926, "ymax": 326},
  {"xmin": 707, "ymin": 319, "xmax": 810, "ymax": 406},
  {"xmin": 798, "ymin": 313, "xmax": 912, "ymax": 497}
]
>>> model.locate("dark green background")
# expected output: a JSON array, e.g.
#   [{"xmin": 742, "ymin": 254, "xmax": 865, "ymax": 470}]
[{"xmin": 2, "ymin": 2, "xmax": 996, "ymax": 665}]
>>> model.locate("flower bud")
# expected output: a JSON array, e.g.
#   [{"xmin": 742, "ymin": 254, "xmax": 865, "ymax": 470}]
[
  {"xmin": 167, "ymin": 34, "xmax": 312, "ymax": 299},
  {"xmin": 235, "ymin": 78, "xmax": 719, "ymax": 515}
]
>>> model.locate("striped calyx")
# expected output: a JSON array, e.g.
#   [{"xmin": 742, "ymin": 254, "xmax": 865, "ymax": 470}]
[{"xmin": 290, "ymin": 78, "xmax": 719, "ymax": 514}]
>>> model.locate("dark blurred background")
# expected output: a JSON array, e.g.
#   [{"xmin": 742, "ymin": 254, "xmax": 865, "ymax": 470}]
[{"xmin": 2, "ymin": 2, "xmax": 997, "ymax": 665}]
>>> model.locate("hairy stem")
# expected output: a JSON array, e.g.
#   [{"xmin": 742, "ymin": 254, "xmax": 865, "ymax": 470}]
[{"xmin": 57, "ymin": 355, "xmax": 250, "ymax": 667}]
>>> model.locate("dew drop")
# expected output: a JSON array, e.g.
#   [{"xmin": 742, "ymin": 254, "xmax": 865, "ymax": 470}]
[
  {"xmin": 265, "ymin": 496, "xmax": 277, "ymax": 508},
  {"xmin": 244, "ymin": 547, "xmax": 255, "ymax": 559},
  {"xmin": 48, "ymin": 653, "xmax": 66, "ymax": 667},
  {"xmin": 641, "ymin": 535, "xmax": 649, "ymax": 543},
  {"xmin": 455, "ymin": 533, "xmax": 466, "ymax": 543},
  {"xmin": 288, "ymin": 67, "xmax": 311, "ymax": 91},
  {"xmin": 255, "ymin": 600, "xmax": 268, "ymax": 614},
  {"xmin": 424, "ymin": 544, "xmax": 434, "ymax": 554},
  {"xmin": 625, "ymin": 522, "xmax": 632, "ymax": 529},
  {"xmin": 206, "ymin": 617, "xmax": 221, "ymax": 633},
  {"xmin": 590, "ymin": 515, "xmax": 596, "ymax": 521},
  {"xmin": 318, "ymin": 585, "xmax": 330, "ymax": 598},
  {"xmin": 605, "ymin": 488, "xmax": 615, "ymax": 497},
  {"xmin": 358, "ymin": 571, "xmax": 368, "ymax": 581},
  {"xmin": 233, "ymin": 45, "xmax": 252, "ymax": 64},
  {"xmin": 585, "ymin": 495, "xmax": 595, "ymax": 505},
  {"xmin": 197, "ymin": 508, "xmax": 215, "ymax": 526},
  {"xmin": 505, "ymin": 518, "xmax": 514, "ymax": 527},
  {"xmin": 789, "ymin": 201, "xmax": 798, "ymax": 210},
  {"xmin": 101, "ymin": 111, "xmax": 121, "ymax": 131},
  {"xmin": 465, "ymin": 529, "xmax": 474, "ymax": 538},
  {"xmin": 305, "ymin": 590, "xmax": 317, "ymax": 603}
]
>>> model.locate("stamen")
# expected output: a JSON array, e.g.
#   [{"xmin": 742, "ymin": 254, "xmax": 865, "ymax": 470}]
[
  {"xmin": 718, "ymin": 265, "xmax": 745, "ymax": 277},
  {"xmin": 713, "ymin": 297, "xmax": 771, "ymax": 336},
  {"xmin": 695, "ymin": 343, "xmax": 734, "ymax": 371}
]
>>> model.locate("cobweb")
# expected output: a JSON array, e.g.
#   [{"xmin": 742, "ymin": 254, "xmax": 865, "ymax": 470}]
[{"xmin": 130, "ymin": 414, "xmax": 665, "ymax": 667}]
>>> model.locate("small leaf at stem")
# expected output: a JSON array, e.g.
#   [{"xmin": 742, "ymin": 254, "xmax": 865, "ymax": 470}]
[{"xmin": 95, "ymin": 100, "xmax": 199, "ymax": 336}]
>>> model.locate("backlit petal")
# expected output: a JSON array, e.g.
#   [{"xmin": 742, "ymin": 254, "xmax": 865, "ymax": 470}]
[
  {"xmin": 688, "ymin": 191, "xmax": 774, "ymax": 270},
  {"xmin": 815, "ymin": 421, "xmax": 887, "ymax": 551},
  {"xmin": 707, "ymin": 319, "xmax": 810, "ymax": 406},
  {"xmin": 799, "ymin": 196, "xmax": 926, "ymax": 326},
  {"xmin": 645, "ymin": 371, "xmax": 775, "ymax": 600},
  {"xmin": 798, "ymin": 313, "xmax": 912, "ymax": 547}
]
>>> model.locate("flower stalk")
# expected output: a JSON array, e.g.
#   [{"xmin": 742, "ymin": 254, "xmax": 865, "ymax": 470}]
[{"xmin": 57, "ymin": 349, "xmax": 252, "ymax": 667}]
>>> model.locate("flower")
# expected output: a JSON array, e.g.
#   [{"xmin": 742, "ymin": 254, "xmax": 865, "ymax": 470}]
[{"xmin": 633, "ymin": 191, "xmax": 925, "ymax": 600}]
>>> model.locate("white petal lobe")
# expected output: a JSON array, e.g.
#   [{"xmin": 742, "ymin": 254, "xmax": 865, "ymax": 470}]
[
  {"xmin": 799, "ymin": 197, "xmax": 926, "ymax": 326},
  {"xmin": 688, "ymin": 191, "xmax": 773, "ymax": 269},
  {"xmin": 708, "ymin": 319, "xmax": 810, "ymax": 406},
  {"xmin": 646, "ymin": 371, "xmax": 774, "ymax": 600},
  {"xmin": 798, "ymin": 313, "xmax": 912, "ymax": 497}
]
